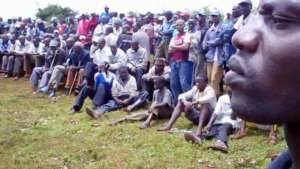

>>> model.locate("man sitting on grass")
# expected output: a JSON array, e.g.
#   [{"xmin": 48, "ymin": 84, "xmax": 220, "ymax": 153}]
[
  {"xmin": 158, "ymin": 75, "xmax": 216, "ymax": 132},
  {"xmin": 86, "ymin": 65, "xmax": 148, "ymax": 119},
  {"xmin": 110, "ymin": 77, "xmax": 173, "ymax": 128},
  {"xmin": 184, "ymin": 87, "xmax": 239, "ymax": 153}
]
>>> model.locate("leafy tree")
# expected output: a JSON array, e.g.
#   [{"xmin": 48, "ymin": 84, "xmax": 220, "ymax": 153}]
[{"xmin": 36, "ymin": 4, "xmax": 77, "ymax": 22}]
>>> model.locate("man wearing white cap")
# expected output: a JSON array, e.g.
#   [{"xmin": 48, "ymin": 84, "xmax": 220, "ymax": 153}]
[
  {"xmin": 202, "ymin": 9, "xmax": 227, "ymax": 96},
  {"xmin": 30, "ymin": 40, "xmax": 66, "ymax": 93},
  {"xmin": 107, "ymin": 37, "xmax": 127, "ymax": 72}
]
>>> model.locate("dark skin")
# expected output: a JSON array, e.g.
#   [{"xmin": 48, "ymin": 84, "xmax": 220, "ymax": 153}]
[
  {"xmin": 113, "ymin": 68, "xmax": 133, "ymax": 106},
  {"xmin": 225, "ymin": 0, "xmax": 300, "ymax": 168},
  {"xmin": 239, "ymin": 2, "xmax": 252, "ymax": 19},
  {"xmin": 169, "ymin": 19, "xmax": 190, "ymax": 53},
  {"xmin": 141, "ymin": 78, "xmax": 168, "ymax": 128},
  {"xmin": 158, "ymin": 78, "xmax": 209, "ymax": 132}
]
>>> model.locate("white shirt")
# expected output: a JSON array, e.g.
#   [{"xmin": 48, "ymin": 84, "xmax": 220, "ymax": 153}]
[
  {"xmin": 126, "ymin": 47, "xmax": 148, "ymax": 69},
  {"xmin": 111, "ymin": 75, "xmax": 138, "ymax": 97},
  {"xmin": 14, "ymin": 40, "xmax": 31, "ymax": 55},
  {"xmin": 178, "ymin": 85, "xmax": 217, "ymax": 109},
  {"xmin": 108, "ymin": 48, "xmax": 127, "ymax": 71},
  {"xmin": 93, "ymin": 47, "xmax": 111, "ymax": 66},
  {"xmin": 213, "ymin": 94, "xmax": 238, "ymax": 127}
]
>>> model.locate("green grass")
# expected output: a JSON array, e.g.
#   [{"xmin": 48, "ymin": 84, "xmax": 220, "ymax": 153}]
[{"xmin": 0, "ymin": 78, "xmax": 287, "ymax": 169}]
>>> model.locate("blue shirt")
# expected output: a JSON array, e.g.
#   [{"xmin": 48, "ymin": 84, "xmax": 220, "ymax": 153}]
[{"xmin": 95, "ymin": 72, "xmax": 115, "ymax": 92}]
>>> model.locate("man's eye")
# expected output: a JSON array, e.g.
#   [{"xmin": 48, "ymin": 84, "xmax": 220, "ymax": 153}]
[{"xmin": 272, "ymin": 16, "xmax": 290, "ymax": 24}]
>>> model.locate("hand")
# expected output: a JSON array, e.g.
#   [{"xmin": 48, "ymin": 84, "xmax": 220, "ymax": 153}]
[
  {"xmin": 192, "ymin": 101, "xmax": 199, "ymax": 106},
  {"xmin": 203, "ymin": 125, "xmax": 211, "ymax": 132}
]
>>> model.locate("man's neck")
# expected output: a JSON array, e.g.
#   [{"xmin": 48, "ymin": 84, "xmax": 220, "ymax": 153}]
[{"xmin": 285, "ymin": 124, "xmax": 300, "ymax": 169}]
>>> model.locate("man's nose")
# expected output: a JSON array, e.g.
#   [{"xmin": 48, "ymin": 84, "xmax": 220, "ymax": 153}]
[{"xmin": 232, "ymin": 14, "xmax": 260, "ymax": 54}]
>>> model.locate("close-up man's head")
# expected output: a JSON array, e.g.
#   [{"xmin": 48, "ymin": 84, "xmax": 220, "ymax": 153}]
[
  {"xmin": 154, "ymin": 58, "xmax": 166, "ymax": 73},
  {"xmin": 153, "ymin": 77, "xmax": 166, "ymax": 90},
  {"xmin": 238, "ymin": 0, "xmax": 252, "ymax": 18},
  {"xmin": 225, "ymin": 0, "xmax": 300, "ymax": 124},
  {"xmin": 131, "ymin": 40, "xmax": 139, "ymax": 51},
  {"xmin": 176, "ymin": 19, "xmax": 185, "ymax": 33},
  {"xmin": 195, "ymin": 75, "xmax": 208, "ymax": 91},
  {"xmin": 118, "ymin": 66, "xmax": 129, "ymax": 81}
]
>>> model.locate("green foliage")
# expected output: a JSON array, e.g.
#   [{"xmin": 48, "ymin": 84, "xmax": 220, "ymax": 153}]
[
  {"xmin": 0, "ymin": 79, "xmax": 287, "ymax": 169},
  {"xmin": 36, "ymin": 4, "xmax": 77, "ymax": 22}
]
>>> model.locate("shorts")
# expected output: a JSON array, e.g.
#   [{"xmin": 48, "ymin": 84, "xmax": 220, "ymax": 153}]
[{"xmin": 185, "ymin": 106, "xmax": 213, "ymax": 125}]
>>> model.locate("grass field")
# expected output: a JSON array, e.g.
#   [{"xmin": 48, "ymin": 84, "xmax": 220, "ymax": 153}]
[{"xmin": 0, "ymin": 78, "xmax": 287, "ymax": 169}]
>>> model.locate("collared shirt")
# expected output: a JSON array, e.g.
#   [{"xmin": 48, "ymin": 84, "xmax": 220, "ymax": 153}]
[
  {"xmin": 27, "ymin": 42, "xmax": 41, "ymax": 54},
  {"xmin": 153, "ymin": 87, "xmax": 173, "ymax": 108},
  {"xmin": 126, "ymin": 47, "xmax": 148, "ymax": 69},
  {"xmin": 111, "ymin": 75, "xmax": 138, "ymax": 97},
  {"xmin": 213, "ymin": 94, "xmax": 238, "ymax": 127},
  {"xmin": 160, "ymin": 20, "xmax": 175, "ymax": 41},
  {"xmin": 178, "ymin": 85, "xmax": 216, "ymax": 109},
  {"xmin": 142, "ymin": 65, "xmax": 171, "ymax": 82},
  {"xmin": 93, "ymin": 46, "xmax": 111, "ymax": 66}
]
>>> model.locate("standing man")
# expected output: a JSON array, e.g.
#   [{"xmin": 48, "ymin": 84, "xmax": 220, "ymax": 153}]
[
  {"xmin": 203, "ymin": 9, "xmax": 227, "ymax": 96},
  {"xmin": 168, "ymin": 19, "xmax": 193, "ymax": 105}
]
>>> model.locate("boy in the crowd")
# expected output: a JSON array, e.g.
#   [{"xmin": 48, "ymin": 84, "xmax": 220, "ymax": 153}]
[
  {"xmin": 184, "ymin": 87, "xmax": 239, "ymax": 153},
  {"xmin": 158, "ymin": 75, "xmax": 216, "ymax": 132}
]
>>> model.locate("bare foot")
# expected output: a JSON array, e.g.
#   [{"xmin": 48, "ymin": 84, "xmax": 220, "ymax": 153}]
[
  {"xmin": 157, "ymin": 126, "xmax": 171, "ymax": 132},
  {"xmin": 184, "ymin": 133, "xmax": 202, "ymax": 144},
  {"xmin": 231, "ymin": 132, "xmax": 247, "ymax": 139}
]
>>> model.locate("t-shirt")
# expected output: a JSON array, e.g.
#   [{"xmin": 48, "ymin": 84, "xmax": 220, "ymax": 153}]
[
  {"xmin": 213, "ymin": 94, "xmax": 238, "ymax": 127},
  {"xmin": 153, "ymin": 87, "xmax": 173, "ymax": 107},
  {"xmin": 169, "ymin": 33, "xmax": 191, "ymax": 61}
]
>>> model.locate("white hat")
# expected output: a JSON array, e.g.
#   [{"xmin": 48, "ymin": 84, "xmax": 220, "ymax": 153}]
[{"xmin": 210, "ymin": 8, "xmax": 221, "ymax": 16}]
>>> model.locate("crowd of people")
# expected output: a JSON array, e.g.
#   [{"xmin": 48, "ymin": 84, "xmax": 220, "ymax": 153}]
[{"xmin": 0, "ymin": 0, "xmax": 288, "ymax": 167}]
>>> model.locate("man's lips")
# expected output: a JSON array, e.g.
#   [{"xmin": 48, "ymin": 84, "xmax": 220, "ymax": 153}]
[{"xmin": 224, "ymin": 55, "xmax": 246, "ymax": 86}]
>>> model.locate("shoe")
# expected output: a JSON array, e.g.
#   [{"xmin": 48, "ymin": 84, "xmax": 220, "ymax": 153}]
[
  {"xmin": 49, "ymin": 90, "xmax": 56, "ymax": 98},
  {"xmin": 70, "ymin": 107, "xmax": 79, "ymax": 114},
  {"xmin": 184, "ymin": 133, "xmax": 202, "ymax": 144},
  {"xmin": 40, "ymin": 86, "xmax": 49, "ymax": 93}
]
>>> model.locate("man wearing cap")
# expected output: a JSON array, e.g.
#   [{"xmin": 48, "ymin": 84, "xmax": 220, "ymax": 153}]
[
  {"xmin": 30, "ymin": 40, "xmax": 65, "ymax": 93},
  {"xmin": 156, "ymin": 11, "xmax": 176, "ymax": 59},
  {"xmin": 48, "ymin": 37, "xmax": 75, "ymax": 97},
  {"xmin": 202, "ymin": 9, "xmax": 227, "ymax": 96},
  {"xmin": 234, "ymin": 0, "xmax": 252, "ymax": 30},
  {"xmin": 64, "ymin": 41, "xmax": 90, "ymax": 95}
]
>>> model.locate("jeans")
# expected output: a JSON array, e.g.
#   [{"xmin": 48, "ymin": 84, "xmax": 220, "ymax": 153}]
[
  {"xmin": 95, "ymin": 91, "xmax": 149, "ymax": 114},
  {"xmin": 84, "ymin": 62, "xmax": 97, "ymax": 86},
  {"xmin": 170, "ymin": 60, "xmax": 193, "ymax": 105},
  {"xmin": 73, "ymin": 83, "xmax": 110, "ymax": 111},
  {"xmin": 199, "ymin": 123, "xmax": 233, "ymax": 145},
  {"xmin": 267, "ymin": 149, "xmax": 292, "ymax": 169}
]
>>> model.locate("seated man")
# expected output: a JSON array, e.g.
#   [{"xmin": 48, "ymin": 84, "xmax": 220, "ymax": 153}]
[
  {"xmin": 30, "ymin": 40, "xmax": 65, "ymax": 93},
  {"xmin": 142, "ymin": 57, "xmax": 170, "ymax": 100},
  {"xmin": 184, "ymin": 87, "xmax": 239, "ymax": 153},
  {"xmin": 24, "ymin": 37, "xmax": 42, "ymax": 77},
  {"xmin": 158, "ymin": 75, "xmax": 216, "ymax": 132},
  {"xmin": 6, "ymin": 35, "xmax": 31, "ymax": 79},
  {"xmin": 126, "ymin": 40, "xmax": 149, "ymax": 90},
  {"xmin": 110, "ymin": 77, "xmax": 173, "ymax": 127},
  {"xmin": 64, "ymin": 41, "xmax": 89, "ymax": 95},
  {"xmin": 71, "ymin": 62, "xmax": 115, "ymax": 113},
  {"xmin": 0, "ymin": 34, "xmax": 12, "ymax": 72},
  {"xmin": 86, "ymin": 65, "xmax": 148, "ymax": 119},
  {"xmin": 108, "ymin": 39, "xmax": 127, "ymax": 73}
]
